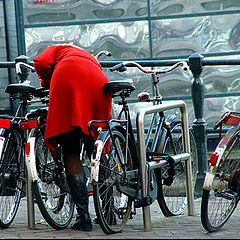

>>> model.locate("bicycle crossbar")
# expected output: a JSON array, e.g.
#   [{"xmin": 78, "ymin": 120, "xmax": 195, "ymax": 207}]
[{"xmin": 136, "ymin": 100, "xmax": 194, "ymax": 231}]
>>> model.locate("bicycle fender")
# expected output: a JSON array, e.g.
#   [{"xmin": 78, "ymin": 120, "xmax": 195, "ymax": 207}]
[
  {"xmin": 90, "ymin": 139, "xmax": 104, "ymax": 183},
  {"xmin": 203, "ymin": 125, "xmax": 240, "ymax": 190},
  {"xmin": 0, "ymin": 120, "xmax": 11, "ymax": 161},
  {"xmin": 0, "ymin": 136, "xmax": 5, "ymax": 160},
  {"xmin": 25, "ymin": 136, "xmax": 38, "ymax": 182}
]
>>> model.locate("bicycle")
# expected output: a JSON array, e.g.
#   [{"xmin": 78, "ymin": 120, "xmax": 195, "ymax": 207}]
[
  {"xmin": 201, "ymin": 111, "xmax": 240, "ymax": 232},
  {"xmin": 88, "ymin": 61, "xmax": 198, "ymax": 234},
  {"xmin": 0, "ymin": 62, "xmax": 74, "ymax": 229},
  {"xmin": 0, "ymin": 50, "xmax": 113, "ymax": 229}
]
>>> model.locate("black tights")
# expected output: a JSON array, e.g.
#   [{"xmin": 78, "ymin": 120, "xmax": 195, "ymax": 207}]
[{"xmin": 56, "ymin": 129, "xmax": 94, "ymax": 175}]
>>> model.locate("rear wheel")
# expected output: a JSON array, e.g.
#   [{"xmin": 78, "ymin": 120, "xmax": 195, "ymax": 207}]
[
  {"xmin": 0, "ymin": 130, "xmax": 24, "ymax": 229},
  {"xmin": 33, "ymin": 128, "xmax": 74, "ymax": 230},
  {"xmin": 201, "ymin": 130, "xmax": 240, "ymax": 232},
  {"xmin": 93, "ymin": 128, "xmax": 134, "ymax": 234},
  {"xmin": 156, "ymin": 121, "xmax": 198, "ymax": 216}
]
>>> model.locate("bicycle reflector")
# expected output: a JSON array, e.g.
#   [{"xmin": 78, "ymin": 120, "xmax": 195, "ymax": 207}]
[
  {"xmin": 0, "ymin": 119, "xmax": 11, "ymax": 129},
  {"xmin": 210, "ymin": 153, "xmax": 218, "ymax": 166},
  {"xmin": 25, "ymin": 142, "xmax": 30, "ymax": 155},
  {"xmin": 20, "ymin": 120, "xmax": 38, "ymax": 130}
]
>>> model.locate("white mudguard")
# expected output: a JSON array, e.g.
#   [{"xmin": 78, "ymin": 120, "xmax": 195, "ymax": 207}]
[
  {"xmin": 90, "ymin": 140, "xmax": 104, "ymax": 183},
  {"xmin": 203, "ymin": 168, "xmax": 216, "ymax": 190},
  {"xmin": 25, "ymin": 136, "xmax": 38, "ymax": 182},
  {"xmin": 0, "ymin": 136, "xmax": 5, "ymax": 160}
]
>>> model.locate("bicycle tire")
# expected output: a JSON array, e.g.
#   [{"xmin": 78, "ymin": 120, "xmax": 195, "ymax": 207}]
[
  {"xmin": 201, "ymin": 130, "xmax": 240, "ymax": 232},
  {"xmin": 32, "ymin": 127, "xmax": 74, "ymax": 230},
  {"xmin": 156, "ymin": 121, "xmax": 198, "ymax": 216},
  {"xmin": 92, "ymin": 127, "xmax": 134, "ymax": 234},
  {"xmin": 0, "ymin": 130, "xmax": 25, "ymax": 229}
]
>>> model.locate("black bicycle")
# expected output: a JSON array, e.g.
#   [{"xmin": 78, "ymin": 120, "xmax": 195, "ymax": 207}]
[
  {"xmin": 0, "ymin": 62, "xmax": 74, "ymax": 229},
  {"xmin": 89, "ymin": 61, "xmax": 198, "ymax": 234}
]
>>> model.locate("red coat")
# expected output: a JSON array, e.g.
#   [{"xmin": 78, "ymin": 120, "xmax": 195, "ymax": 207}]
[{"xmin": 33, "ymin": 45, "xmax": 112, "ymax": 157}]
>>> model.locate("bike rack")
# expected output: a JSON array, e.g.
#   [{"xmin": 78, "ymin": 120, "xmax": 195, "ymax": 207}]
[
  {"xmin": 27, "ymin": 172, "xmax": 35, "ymax": 229},
  {"xmin": 26, "ymin": 99, "xmax": 194, "ymax": 230},
  {"xmin": 136, "ymin": 100, "xmax": 194, "ymax": 231}
]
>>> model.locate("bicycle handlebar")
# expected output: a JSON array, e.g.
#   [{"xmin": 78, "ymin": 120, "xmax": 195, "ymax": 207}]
[
  {"xmin": 95, "ymin": 51, "xmax": 112, "ymax": 60},
  {"xmin": 110, "ymin": 61, "xmax": 188, "ymax": 75},
  {"xmin": 15, "ymin": 62, "xmax": 35, "ymax": 75}
]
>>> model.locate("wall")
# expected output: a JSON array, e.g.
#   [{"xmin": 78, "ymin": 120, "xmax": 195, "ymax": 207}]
[
  {"xmin": 0, "ymin": 0, "xmax": 18, "ymax": 114},
  {"xmin": 2, "ymin": 0, "xmax": 240, "ymax": 125},
  {"xmin": 21, "ymin": 0, "xmax": 240, "ymax": 127}
]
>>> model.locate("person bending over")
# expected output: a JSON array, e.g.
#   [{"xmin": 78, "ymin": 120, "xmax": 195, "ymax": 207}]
[{"xmin": 33, "ymin": 44, "xmax": 112, "ymax": 231}]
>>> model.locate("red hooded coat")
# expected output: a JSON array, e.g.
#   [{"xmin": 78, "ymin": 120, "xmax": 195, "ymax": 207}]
[{"xmin": 33, "ymin": 45, "xmax": 112, "ymax": 157}]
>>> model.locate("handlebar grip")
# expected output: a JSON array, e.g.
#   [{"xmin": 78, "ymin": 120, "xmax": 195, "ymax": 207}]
[
  {"xmin": 105, "ymin": 51, "xmax": 112, "ymax": 57},
  {"xmin": 110, "ymin": 63, "xmax": 127, "ymax": 72}
]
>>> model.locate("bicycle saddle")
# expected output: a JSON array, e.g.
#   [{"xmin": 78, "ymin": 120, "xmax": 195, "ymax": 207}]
[
  {"xmin": 103, "ymin": 79, "xmax": 135, "ymax": 94},
  {"xmin": 5, "ymin": 82, "xmax": 36, "ymax": 95}
]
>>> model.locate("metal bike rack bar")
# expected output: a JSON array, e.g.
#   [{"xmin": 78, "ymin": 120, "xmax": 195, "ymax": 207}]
[
  {"xmin": 136, "ymin": 100, "xmax": 194, "ymax": 231},
  {"xmin": 26, "ymin": 172, "xmax": 35, "ymax": 229}
]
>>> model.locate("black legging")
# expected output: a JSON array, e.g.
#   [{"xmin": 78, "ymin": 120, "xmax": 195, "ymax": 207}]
[{"xmin": 56, "ymin": 128, "xmax": 94, "ymax": 175}]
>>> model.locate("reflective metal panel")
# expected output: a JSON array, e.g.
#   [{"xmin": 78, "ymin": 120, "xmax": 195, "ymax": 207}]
[
  {"xmin": 25, "ymin": 21, "xmax": 150, "ymax": 59},
  {"xmin": 150, "ymin": 0, "xmax": 240, "ymax": 17},
  {"xmin": 152, "ymin": 14, "xmax": 240, "ymax": 58},
  {"xmin": 23, "ymin": 0, "xmax": 148, "ymax": 24}
]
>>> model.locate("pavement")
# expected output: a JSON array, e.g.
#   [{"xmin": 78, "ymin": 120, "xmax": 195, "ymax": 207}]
[{"xmin": 1, "ymin": 197, "xmax": 240, "ymax": 239}]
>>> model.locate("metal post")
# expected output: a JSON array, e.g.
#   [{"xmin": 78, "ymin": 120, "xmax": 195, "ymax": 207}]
[
  {"xmin": 136, "ymin": 100, "xmax": 194, "ymax": 231},
  {"xmin": 26, "ymin": 169, "xmax": 35, "ymax": 229},
  {"xmin": 189, "ymin": 53, "xmax": 208, "ymax": 196},
  {"xmin": 14, "ymin": 0, "xmax": 26, "ymax": 55},
  {"xmin": 137, "ymin": 112, "xmax": 152, "ymax": 231}
]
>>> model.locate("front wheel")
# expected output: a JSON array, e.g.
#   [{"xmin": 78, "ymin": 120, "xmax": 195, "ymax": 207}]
[
  {"xmin": 33, "ymin": 128, "xmax": 74, "ymax": 230},
  {"xmin": 0, "ymin": 130, "xmax": 24, "ymax": 229},
  {"xmin": 92, "ymin": 127, "xmax": 134, "ymax": 234},
  {"xmin": 201, "ymin": 130, "xmax": 240, "ymax": 232},
  {"xmin": 156, "ymin": 121, "xmax": 198, "ymax": 216}
]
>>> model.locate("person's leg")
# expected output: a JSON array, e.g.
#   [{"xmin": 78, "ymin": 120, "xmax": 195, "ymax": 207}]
[{"xmin": 57, "ymin": 130, "xmax": 92, "ymax": 231}]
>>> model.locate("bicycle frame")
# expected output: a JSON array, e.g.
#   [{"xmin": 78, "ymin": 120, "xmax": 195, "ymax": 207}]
[{"xmin": 90, "ymin": 61, "xmax": 189, "ymax": 189}]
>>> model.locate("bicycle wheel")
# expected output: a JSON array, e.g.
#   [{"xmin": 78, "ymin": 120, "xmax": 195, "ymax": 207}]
[
  {"xmin": 201, "ymin": 130, "xmax": 240, "ymax": 232},
  {"xmin": 32, "ymin": 128, "xmax": 74, "ymax": 230},
  {"xmin": 156, "ymin": 121, "xmax": 198, "ymax": 216},
  {"xmin": 0, "ymin": 130, "xmax": 25, "ymax": 229},
  {"xmin": 93, "ymin": 127, "xmax": 134, "ymax": 234}
]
